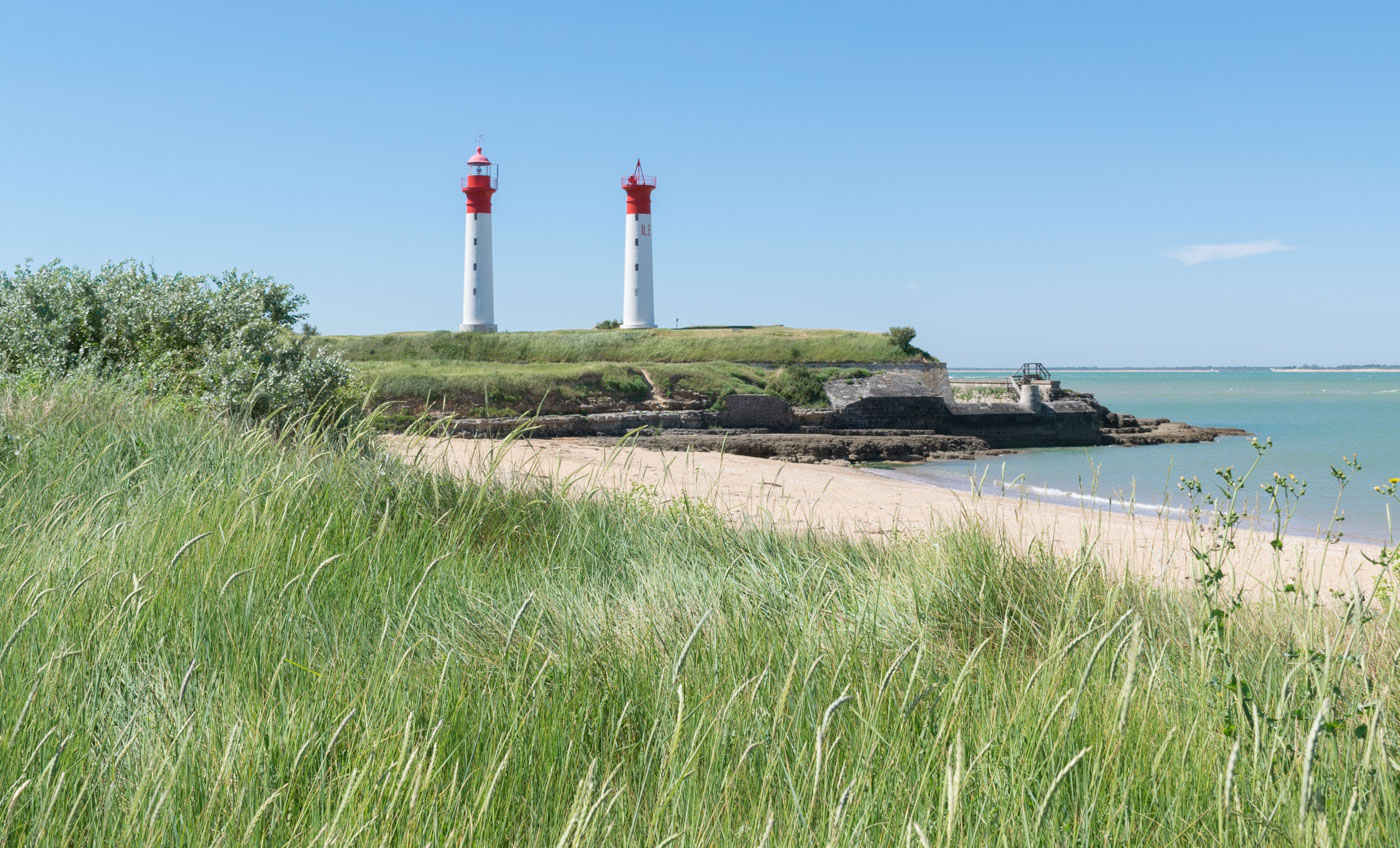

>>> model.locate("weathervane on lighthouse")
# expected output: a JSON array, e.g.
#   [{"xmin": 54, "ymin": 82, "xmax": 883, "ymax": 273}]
[
  {"xmin": 460, "ymin": 143, "xmax": 499, "ymax": 332},
  {"xmin": 621, "ymin": 160, "xmax": 657, "ymax": 329}
]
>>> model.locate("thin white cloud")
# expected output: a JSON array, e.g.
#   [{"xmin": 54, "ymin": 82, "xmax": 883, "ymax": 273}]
[{"xmin": 1162, "ymin": 239, "xmax": 1297, "ymax": 266}]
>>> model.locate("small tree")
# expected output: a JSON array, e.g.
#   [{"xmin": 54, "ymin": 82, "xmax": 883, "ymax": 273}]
[
  {"xmin": 594, "ymin": 319, "xmax": 621, "ymax": 330},
  {"xmin": 888, "ymin": 326, "xmax": 917, "ymax": 352}
]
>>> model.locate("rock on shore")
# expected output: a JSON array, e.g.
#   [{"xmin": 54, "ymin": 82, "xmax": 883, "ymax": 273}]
[
  {"xmin": 585, "ymin": 431, "xmax": 988, "ymax": 465},
  {"xmin": 1101, "ymin": 417, "xmax": 1249, "ymax": 446}
]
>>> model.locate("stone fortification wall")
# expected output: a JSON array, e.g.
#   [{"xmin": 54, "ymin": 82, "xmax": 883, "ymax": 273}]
[
  {"xmin": 824, "ymin": 364, "xmax": 951, "ymax": 409},
  {"xmin": 717, "ymin": 393, "xmax": 795, "ymax": 429},
  {"xmin": 823, "ymin": 395, "xmax": 946, "ymax": 429},
  {"xmin": 934, "ymin": 399, "xmax": 1100, "ymax": 447}
]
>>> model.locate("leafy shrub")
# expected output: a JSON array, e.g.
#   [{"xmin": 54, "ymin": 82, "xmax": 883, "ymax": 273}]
[
  {"xmin": 599, "ymin": 370, "xmax": 651, "ymax": 398},
  {"xmin": 0, "ymin": 260, "xmax": 355, "ymax": 421},
  {"xmin": 764, "ymin": 364, "xmax": 826, "ymax": 406},
  {"xmin": 888, "ymin": 326, "xmax": 917, "ymax": 352},
  {"xmin": 594, "ymin": 319, "xmax": 621, "ymax": 330}
]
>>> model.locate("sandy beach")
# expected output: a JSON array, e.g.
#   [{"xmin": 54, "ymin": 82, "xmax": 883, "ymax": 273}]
[{"xmin": 387, "ymin": 434, "xmax": 1385, "ymax": 598}]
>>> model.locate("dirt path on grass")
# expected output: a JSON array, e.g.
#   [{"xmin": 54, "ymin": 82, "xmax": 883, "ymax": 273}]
[{"xmin": 385, "ymin": 434, "xmax": 1385, "ymax": 599}]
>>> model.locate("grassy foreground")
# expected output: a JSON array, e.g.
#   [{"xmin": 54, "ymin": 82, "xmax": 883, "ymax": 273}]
[
  {"xmin": 2, "ymin": 383, "xmax": 1398, "ymax": 845},
  {"xmin": 325, "ymin": 326, "xmax": 929, "ymax": 365}
]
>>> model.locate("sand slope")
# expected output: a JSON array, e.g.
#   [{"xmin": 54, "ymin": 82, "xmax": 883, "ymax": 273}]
[{"xmin": 386, "ymin": 434, "xmax": 1384, "ymax": 599}]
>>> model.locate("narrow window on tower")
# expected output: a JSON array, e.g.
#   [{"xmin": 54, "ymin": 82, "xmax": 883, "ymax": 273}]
[
  {"xmin": 473, "ymin": 238, "xmax": 477, "ymax": 245},
  {"xmin": 634, "ymin": 238, "xmax": 639, "ymax": 246},
  {"xmin": 473, "ymin": 213, "xmax": 478, "ymax": 220},
  {"xmin": 473, "ymin": 263, "xmax": 477, "ymax": 270},
  {"xmin": 634, "ymin": 263, "xmax": 639, "ymax": 271},
  {"xmin": 472, "ymin": 288, "xmax": 477, "ymax": 295}
]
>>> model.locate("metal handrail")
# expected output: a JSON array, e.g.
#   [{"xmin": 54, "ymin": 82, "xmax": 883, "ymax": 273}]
[
  {"xmin": 1012, "ymin": 362, "xmax": 1052, "ymax": 384},
  {"xmin": 621, "ymin": 176, "xmax": 657, "ymax": 188}
]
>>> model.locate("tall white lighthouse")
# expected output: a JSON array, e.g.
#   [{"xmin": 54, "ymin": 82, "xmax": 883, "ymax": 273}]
[
  {"xmin": 460, "ymin": 146, "xmax": 498, "ymax": 333},
  {"xmin": 621, "ymin": 160, "xmax": 657, "ymax": 329}
]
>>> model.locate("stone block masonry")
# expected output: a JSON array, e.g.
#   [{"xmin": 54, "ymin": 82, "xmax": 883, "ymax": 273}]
[{"xmin": 717, "ymin": 394, "xmax": 795, "ymax": 430}]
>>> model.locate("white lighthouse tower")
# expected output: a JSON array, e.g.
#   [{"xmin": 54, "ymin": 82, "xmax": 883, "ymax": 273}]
[
  {"xmin": 460, "ymin": 146, "xmax": 499, "ymax": 332},
  {"xmin": 621, "ymin": 160, "xmax": 657, "ymax": 329}
]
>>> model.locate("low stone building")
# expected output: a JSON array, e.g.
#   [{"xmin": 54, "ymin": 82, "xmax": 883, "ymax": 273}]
[{"xmin": 818, "ymin": 368, "xmax": 1101, "ymax": 448}]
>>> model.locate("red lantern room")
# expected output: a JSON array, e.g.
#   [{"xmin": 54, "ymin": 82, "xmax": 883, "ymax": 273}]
[
  {"xmin": 621, "ymin": 159, "xmax": 656, "ymax": 215},
  {"xmin": 461, "ymin": 146, "xmax": 498, "ymax": 214}
]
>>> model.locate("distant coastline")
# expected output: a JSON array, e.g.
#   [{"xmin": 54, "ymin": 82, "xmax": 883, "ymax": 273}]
[
  {"xmin": 954, "ymin": 368, "xmax": 1221, "ymax": 374},
  {"xmin": 1271, "ymin": 367, "xmax": 1400, "ymax": 373},
  {"xmin": 952, "ymin": 366, "xmax": 1400, "ymax": 373}
]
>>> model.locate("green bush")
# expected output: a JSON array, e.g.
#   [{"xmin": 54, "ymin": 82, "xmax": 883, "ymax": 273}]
[
  {"xmin": 888, "ymin": 325, "xmax": 917, "ymax": 352},
  {"xmin": 599, "ymin": 369, "xmax": 651, "ymax": 398},
  {"xmin": 764, "ymin": 364, "xmax": 826, "ymax": 406},
  {"xmin": 0, "ymin": 260, "xmax": 355, "ymax": 421},
  {"xmin": 594, "ymin": 319, "xmax": 621, "ymax": 330}
]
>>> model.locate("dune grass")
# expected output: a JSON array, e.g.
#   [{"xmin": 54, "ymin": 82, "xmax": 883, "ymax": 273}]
[
  {"xmin": 324, "ymin": 326, "xmax": 928, "ymax": 365},
  {"xmin": 1, "ymin": 381, "xmax": 1397, "ymax": 845}
]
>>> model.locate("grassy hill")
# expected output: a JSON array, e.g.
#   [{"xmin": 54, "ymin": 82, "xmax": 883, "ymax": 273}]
[
  {"xmin": 325, "ymin": 326, "xmax": 926, "ymax": 419},
  {"xmin": 325, "ymin": 325, "xmax": 931, "ymax": 365},
  {"xmin": 3, "ymin": 380, "xmax": 1394, "ymax": 845}
]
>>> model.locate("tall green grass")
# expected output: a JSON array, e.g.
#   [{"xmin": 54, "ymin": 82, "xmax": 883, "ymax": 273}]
[
  {"xmin": 1, "ymin": 381, "xmax": 1396, "ymax": 845},
  {"xmin": 325, "ymin": 326, "xmax": 928, "ymax": 365}
]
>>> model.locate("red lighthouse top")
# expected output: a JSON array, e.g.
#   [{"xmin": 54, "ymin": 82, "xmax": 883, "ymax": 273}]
[
  {"xmin": 461, "ymin": 146, "xmax": 498, "ymax": 213},
  {"xmin": 621, "ymin": 159, "xmax": 656, "ymax": 215}
]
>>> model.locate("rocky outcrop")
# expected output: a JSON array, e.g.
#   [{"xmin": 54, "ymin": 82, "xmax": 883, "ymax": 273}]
[
  {"xmin": 435, "ymin": 385, "xmax": 1246, "ymax": 464},
  {"xmin": 587, "ymin": 431, "xmax": 988, "ymax": 464},
  {"xmin": 1101, "ymin": 419, "xmax": 1249, "ymax": 446},
  {"xmin": 1075, "ymin": 394, "xmax": 1251, "ymax": 446}
]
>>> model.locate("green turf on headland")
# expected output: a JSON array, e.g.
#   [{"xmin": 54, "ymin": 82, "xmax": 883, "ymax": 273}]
[
  {"xmin": 325, "ymin": 325, "xmax": 933, "ymax": 365},
  {"xmin": 330, "ymin": 326, "xmax": 920, "ymax": 417}
]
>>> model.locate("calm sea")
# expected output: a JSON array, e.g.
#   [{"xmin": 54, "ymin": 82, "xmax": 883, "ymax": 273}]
[{"xmin": 879, "ymin": 370, "xmax": 1400, "ymax": 544}]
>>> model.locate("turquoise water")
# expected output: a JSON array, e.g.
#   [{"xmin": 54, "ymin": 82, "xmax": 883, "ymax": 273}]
[{"xmin": 885, "ymin": 370, "xmax": 1400, "ymax": 543}]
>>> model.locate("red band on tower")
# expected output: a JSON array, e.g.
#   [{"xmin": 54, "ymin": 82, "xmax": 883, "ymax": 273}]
[
  {"xmin": 623, "ymin": 184, "xmax": 654, "ymax": 215},
  {"xmin": 621, "ymin": 159, "xmax": 657, "ymax": 214},
  {"xmin": 462, "ymin": 174, "xmax": 495, "ymax": 213}
]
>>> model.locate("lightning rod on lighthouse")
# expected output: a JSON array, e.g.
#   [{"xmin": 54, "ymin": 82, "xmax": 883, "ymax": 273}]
[
  {"xmin": 621, "ymin": 160, "xmax": 657, "ymax": 329},
  {"xmin": 460, "ymin": 146, "xmax": 499, "ymax": 332}
]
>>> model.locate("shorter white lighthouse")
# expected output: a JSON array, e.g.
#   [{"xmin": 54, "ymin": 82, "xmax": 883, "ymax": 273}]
[
  {"xmin": 621, "ymin": 160, "xmax": 657, "ymax": 329},
  {"xmin": 460, "ymin": 146, "xmax": 498, "ymax": 333}
]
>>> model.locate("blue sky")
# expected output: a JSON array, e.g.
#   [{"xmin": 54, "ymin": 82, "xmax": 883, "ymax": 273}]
[{"xmin": 2, "ymin": 1, "xmax": 1395, "ymax": 366}]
